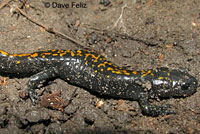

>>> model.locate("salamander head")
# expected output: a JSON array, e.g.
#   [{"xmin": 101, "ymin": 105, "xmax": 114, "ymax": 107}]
[
  {"xmin": 152, "ymin": 69, "xmax": 198, "ymax": 98},
  {"xmin": 172, "ymin": 71, "xmax": 198, "ymax": 97}
]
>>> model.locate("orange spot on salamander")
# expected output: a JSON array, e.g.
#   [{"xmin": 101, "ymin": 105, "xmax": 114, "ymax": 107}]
[
  {"xmin": 124, "ymin": 72, "xmax": 130, "ymax": 75},
  {"xmin": 98, "ymin": 63, "xmax": 106, "ymax": 68},
  {"xmin": 77, "ymin": 53, "xmax": 83, "ymax": 56},
  {"xmin": 0, "ymin": 50, "xmax": 9, "ymax": 55},
  {"xmin": 84, "ymin": 53, "xmax": 100, "ymax": 63},
  {"xmin": 165, "ymin": 77, "xmax": 169, "ymax": 80},
  {"xmin": 52, "ymin": 54, "xmax": 58, "ymax": 56},
  {"xmin": 30, "ymin": 53, "xmax": 38, "ymax": 57},
  {"xmin": 113, "ymin": 65, "xmax": 117, "ymax": 67},
  {"xmin": 141, "ymin": 70, "xmax": 146, "ymax": 74},
  {"xmin": 71, "ymin": 52, "xmax": 75, "ymax": 56},
  {"xmin": 60, "ymin": 53, "xmax": 66, "ymax": 56},
  {"xmin": 132, "ymin": 71, "xmax": 137, "ymax": 75},
  {"xmin": 121, "ymin": 70, "xmax": 130, "ymax": 75},
  {"xmin": 31, "ymin": 53, "xmax": 38, "ymax": 57},
  {"xmin": 41, "ymin": 53, "xmax": 52, "ymax": 56},
  {"xmin": 141, "ymin": 70, "xmax": 152, "ymax": 77},
  {"xmin": 112, "ymin": 70, "xmax": 122, "ymax": 74},
  {"xmin": 76, "ymin": 50, "xmax": 83, "ymax": 56},
  {"xmin": 11, "ymin": 53, "xmax": 31, "ymax": 57},
  {"xmin": 93, "ymin": 55, "xmax": 101, "ymax": 62},
  {"xmin": 57, "ymin": 50, "xmax": 64, "ymax": 53},
  {"xmin": 97, "ymin": 62, "xmax": 108, "ymax": 68},
  {"xmin": 77, "ymin": 50, "xmax": 82, "ymax": 53},
  {"xmin": 107, "ymin": 67, "xmax": 114, "ymax": 71},
  {"xmin": 84, "ymin": 53, "xmax": 90, "ymax": 60},
  {"xmin": 66, "ymin": 49, "xmax": 71, "ymax": 53}
]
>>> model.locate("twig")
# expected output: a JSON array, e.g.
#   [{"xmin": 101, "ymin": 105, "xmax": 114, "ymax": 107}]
[
  {"xmin": 0, "ymin": 0, "xmax": 12, "ymax": 10},
  {"xmin": 82, "ymin": 24, "xmax": 158, "ymax": 46},
  {"xmin": 113, "ymin": 3, "xmax": 128, "ymax": 32},
  {"xmin": 15, "ymin": 6, "xmax": 93, "ymax": 51}
]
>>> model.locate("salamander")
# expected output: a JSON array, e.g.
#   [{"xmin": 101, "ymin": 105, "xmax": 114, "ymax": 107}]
[{"xmin": 0, "ymin": 49, "xmax": 198, "ymax": 116}]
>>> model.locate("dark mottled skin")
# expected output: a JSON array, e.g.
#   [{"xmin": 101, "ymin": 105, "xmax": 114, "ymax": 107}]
[{"xmin": 0, "ymin": 49, "xmax": 198, "ymax": 116}]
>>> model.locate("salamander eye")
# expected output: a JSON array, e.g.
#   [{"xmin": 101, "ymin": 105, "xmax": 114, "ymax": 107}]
[{"xmin": 181, "ymin": 83, "xmax": 190, "ymax": 90}]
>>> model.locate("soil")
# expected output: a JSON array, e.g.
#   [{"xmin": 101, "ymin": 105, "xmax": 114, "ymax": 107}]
[{"xmin": 0, "ymin": 0, "xmax": 199, "ymax": 134}]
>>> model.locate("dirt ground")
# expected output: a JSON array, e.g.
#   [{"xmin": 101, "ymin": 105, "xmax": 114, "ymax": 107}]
[{"xmin": 0, "ymin": 0, "xmax": 199, "ymax": 133}]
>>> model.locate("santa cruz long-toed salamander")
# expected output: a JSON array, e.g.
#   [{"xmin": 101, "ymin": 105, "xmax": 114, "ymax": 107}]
[{"xmin": 0, "ymin": 49, "xmax": 198, "ymax": 116}]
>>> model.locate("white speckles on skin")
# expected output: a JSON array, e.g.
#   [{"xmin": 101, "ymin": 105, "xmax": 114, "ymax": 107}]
[
  {"xmin": 153, "ymin": 80, "xmax": 168, "ymax": 85},
  {"xmin": 172, "ymin": 81, "xmax": 178, "ymax": 87},
  {"xmin": 123, "ymin": 76, "xmax": 131, "ymax": 80}
]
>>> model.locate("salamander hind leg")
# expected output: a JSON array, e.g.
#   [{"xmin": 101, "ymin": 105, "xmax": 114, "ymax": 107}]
[
  {"xmin": 27, "ymin": 67, "xmax": 58, "ymax": 103},
  {"xmin": 138, "ymin": 93, "xmax": 176, "ymax": 116}
]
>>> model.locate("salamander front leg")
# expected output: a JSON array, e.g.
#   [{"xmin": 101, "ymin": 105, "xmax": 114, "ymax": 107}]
[
  {"xmin": 27, "ymin": 67, "xmax": 58, "ymax": 103},
  {"xmin": 138, "ymin": 93, "xmax": 176, "ymax": 116}
]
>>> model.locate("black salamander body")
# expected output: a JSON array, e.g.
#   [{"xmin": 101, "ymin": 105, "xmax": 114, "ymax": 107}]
[{"xmin": 0, "ymin": 49, "xmax": 198, "ymax": 116}]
